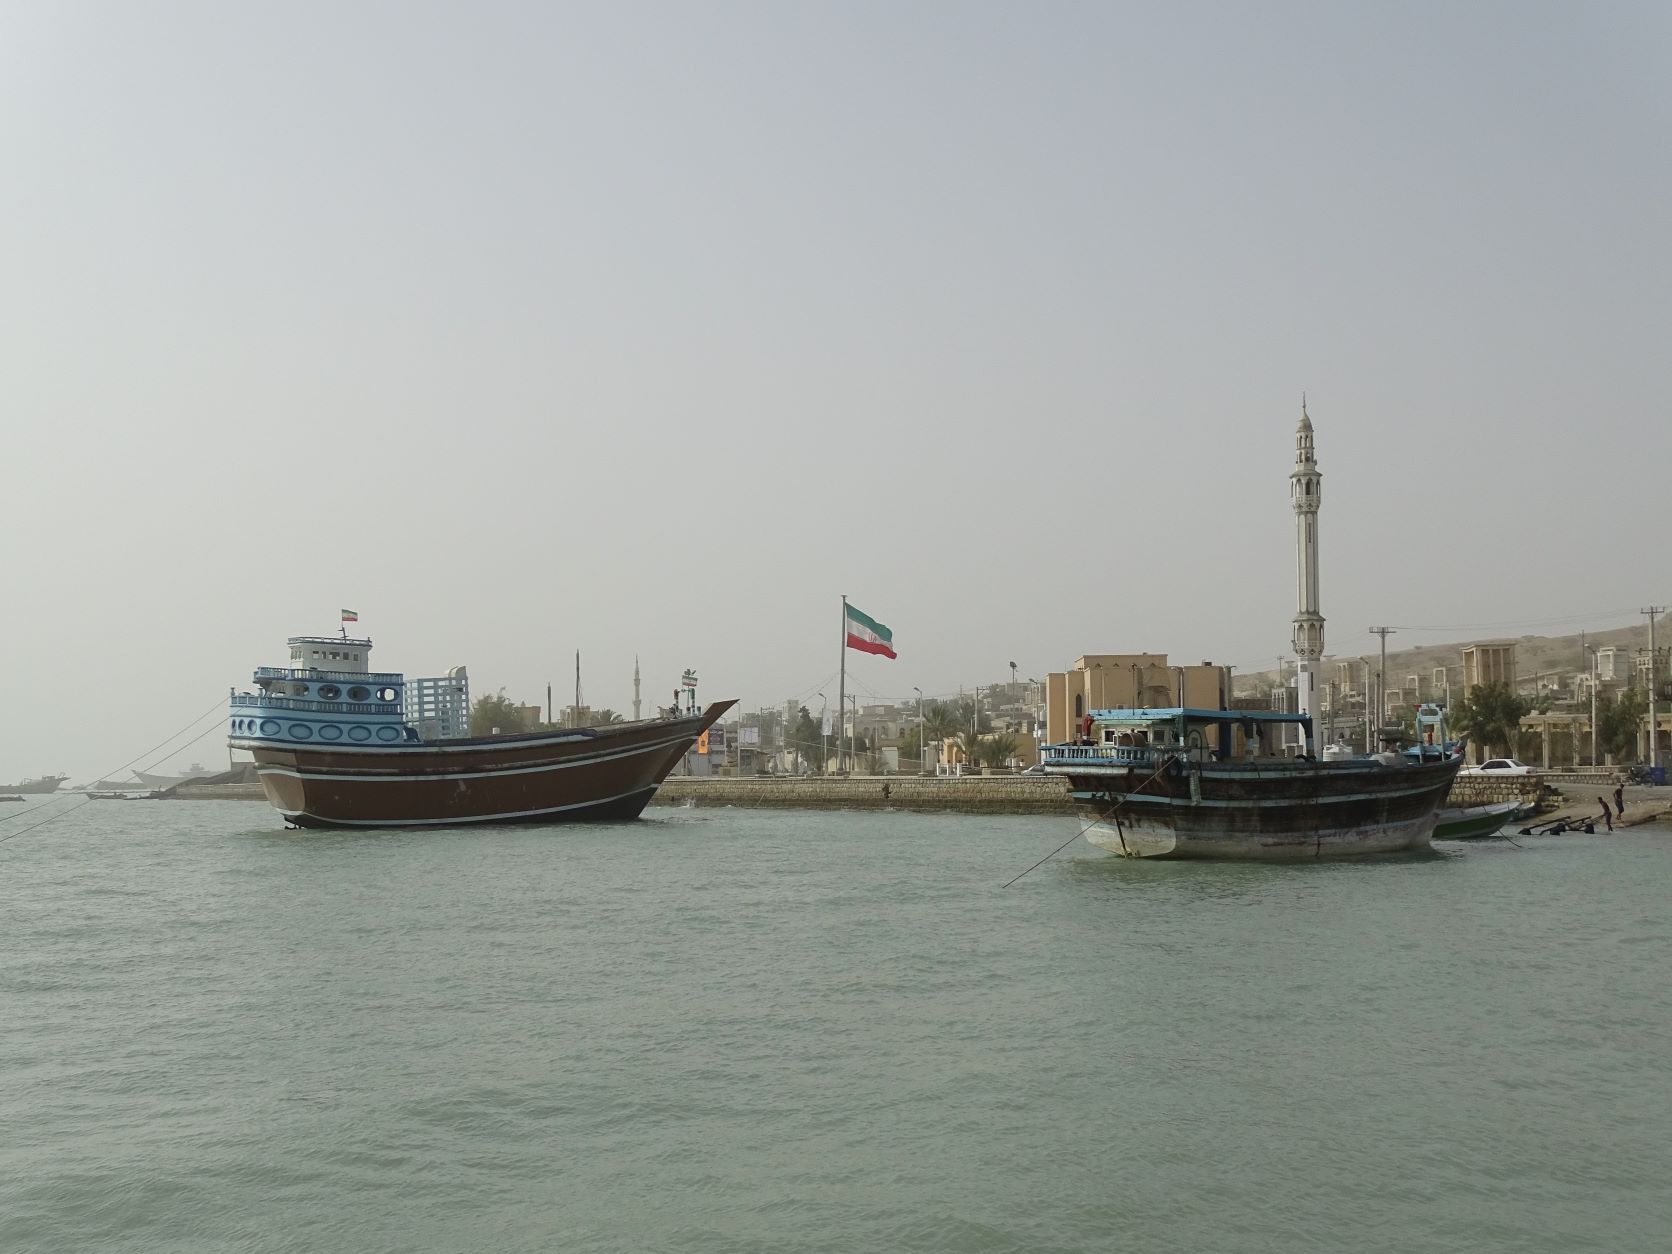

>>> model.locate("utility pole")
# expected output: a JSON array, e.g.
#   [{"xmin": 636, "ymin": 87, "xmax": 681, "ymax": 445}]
[
  {"xmin": 1369, "ymin": 627, "xmax": 1395, "ymax": 747},
  {"xmin": 1588, "ymin": 646, "xmax": 1599, "ymax": 767},
  {"xmin": 1362, "ymin": 658, "xmax": 1374, "ymax": 752},
  {"xmin": 1645, "ymin": 607, "xmax": 1663, "ymax": 772}
]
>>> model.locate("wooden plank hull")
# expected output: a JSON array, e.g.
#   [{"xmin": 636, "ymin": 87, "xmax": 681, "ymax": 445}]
[
  {"xmin": 1060, "ymin": 757, "xmax": 1462, "ymax": 860},
  {"xmin": 232, "ymin": 702, "xmax": 734, "ymax": 829}
]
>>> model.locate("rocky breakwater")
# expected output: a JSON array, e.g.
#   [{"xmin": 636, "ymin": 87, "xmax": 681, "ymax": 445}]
[{"xmin": 651, "ymin": 775, "xmax": 1078, "ymax": 815}]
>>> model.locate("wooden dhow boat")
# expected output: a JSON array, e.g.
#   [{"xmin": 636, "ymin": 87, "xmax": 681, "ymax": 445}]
[
  {"xmin": 228, "ymin": 634, "xmax": 732, "ymax": 829},
  {"xmin": 1042, "ymin": 708, "xmax": 1462, "ymax": 860}
]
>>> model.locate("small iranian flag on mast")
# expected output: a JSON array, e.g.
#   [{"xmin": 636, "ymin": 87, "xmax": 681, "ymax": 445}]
[
  {"xmin": 844, "ymin": 603, "xmax": 896, "ymax": 659},
  {"xmin": 341, "ymin": 609, "xmax": 359, "ymax": 623}
]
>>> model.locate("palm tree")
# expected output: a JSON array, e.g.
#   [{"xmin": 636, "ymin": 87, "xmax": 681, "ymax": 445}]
[
  {"xmin": 590, "ymin": 709, "xmax": 625, "ymax": 724},
  {"xmin": 954, "ymin": 728, "xmax": 986, "ymax": 770},
  {"xmin": 922, "ymin": 701, "xmax": 960, "ymax": 769},
  {"xmin": 981, "ymin": 731, "xmax": 1020, "ymax": 769}
]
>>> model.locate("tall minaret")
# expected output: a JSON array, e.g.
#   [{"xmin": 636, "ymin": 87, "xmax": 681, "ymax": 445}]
[
  {"xmin": 1290, "ymin": 398, "xmax": 1324, "ymax": 752},
  {"xmin": 632, "ymin": 655, "xmax": 642, "ymax": 721}
]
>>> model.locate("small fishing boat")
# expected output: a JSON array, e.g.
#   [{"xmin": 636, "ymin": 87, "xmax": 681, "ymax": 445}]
[
  {"xmin": 1042, "ymin": 707, "xmax": 1462, "ymax": 860},
  {"xmin": 228, "ymin": 633, "xmax": 732, "ymax": 829},
  {"xmin": 1431, "ymin": 800, "xmax": 1523, "ymax": 840}
]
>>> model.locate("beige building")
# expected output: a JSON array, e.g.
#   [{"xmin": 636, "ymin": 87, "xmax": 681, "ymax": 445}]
[
  {"xmin": 1462, "ymin": 642, "xmax": 1516, "ymax": 692},
  {"xmin": 1045, "ymin": 653, "xmax": 1230, "ymax": 744}
]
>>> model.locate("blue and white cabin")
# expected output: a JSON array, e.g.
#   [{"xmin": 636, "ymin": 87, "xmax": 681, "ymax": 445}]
[
  {"xmin": 1043, "ymin": 707, "xmax": 1317, "ymax": 768},
  {"xmin": 229, "ymin": 635, "xmax": 420, "ymax": 748}
]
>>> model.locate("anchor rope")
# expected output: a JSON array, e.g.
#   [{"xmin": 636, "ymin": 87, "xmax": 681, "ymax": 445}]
[
  {"xmin": 1002, "ymin": 755, "xmax": 1177, "ymax": 887},
  {"xmin": 0, "ymin": 695, "xmax": 230, "ymax": 839}
]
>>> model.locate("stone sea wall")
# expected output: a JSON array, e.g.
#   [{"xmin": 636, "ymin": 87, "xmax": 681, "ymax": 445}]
[
  {"xmin": 1444, "ymin": 776, "xmax": 1546, "ymax": 808},
  {"xmin": 651, "ymin": 776, "xmax": 1079, "ymax": 815},
  {"xmin": 654, "ymin": 772, "xmax": 1547, "ymax": 815}
]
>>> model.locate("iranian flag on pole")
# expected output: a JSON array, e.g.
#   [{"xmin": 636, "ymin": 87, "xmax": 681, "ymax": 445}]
[{"xmin": 844, "ymin": 604, "xmax": 896, "ymax": 659}]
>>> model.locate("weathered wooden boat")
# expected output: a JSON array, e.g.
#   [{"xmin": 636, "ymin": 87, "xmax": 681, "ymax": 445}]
[
  {"xmin": 1042, "ymin": 708, "xmax": 1462, "ymax": 860},
  {"xmin": 227, "ymin": 634, "xmax": 733, "ymax": 829}
]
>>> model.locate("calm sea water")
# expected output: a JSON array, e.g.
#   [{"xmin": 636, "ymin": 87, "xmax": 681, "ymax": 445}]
[{"xmin": 3, "ymin": 798, "xmax": 1670, "ymax": 1253}]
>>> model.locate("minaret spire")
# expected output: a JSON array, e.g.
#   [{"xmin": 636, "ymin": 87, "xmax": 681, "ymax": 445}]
[
  {"xmin": 1290, "ymin": 399, "xmax": 1324, "ymax": 752},
  {"xmin": 633, "ymin": 655, "xmax": 642, "ymax": 722}
]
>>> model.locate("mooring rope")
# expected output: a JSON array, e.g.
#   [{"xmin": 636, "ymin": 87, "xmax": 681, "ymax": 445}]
[{"xmin": 1002, "ymin": 755, "xmax": 1177, "ymax": 887}]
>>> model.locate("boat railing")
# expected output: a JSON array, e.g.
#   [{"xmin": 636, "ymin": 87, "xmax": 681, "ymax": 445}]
[
  {"xmin": 231, "ymin": 694, "xmax": 403, "ymax": 717},
  {"xmin": 255, "ymin": 666, "xmax": 405, "ymax": 684},
  {"xmin": 1041, "ymin": 744, "xmax": 1168, "ymax": 766}
]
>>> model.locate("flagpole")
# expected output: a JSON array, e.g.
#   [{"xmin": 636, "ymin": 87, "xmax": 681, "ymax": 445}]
[{"xmin": 838, "ymin": 594, "xmax": 848, "ymax": 774}]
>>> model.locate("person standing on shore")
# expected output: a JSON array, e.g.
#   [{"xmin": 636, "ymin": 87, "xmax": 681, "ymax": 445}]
[
  {"xmin": 1614, "ymin": 783, "xmax": 1625, "ymax": 817},
  {"xmin": 1597, "ymin": 797, "xmax": 1614, "ymax": 831}
]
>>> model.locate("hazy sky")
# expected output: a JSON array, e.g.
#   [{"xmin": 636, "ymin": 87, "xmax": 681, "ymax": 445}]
[{"xmin": 3, "ymin": 1, "xmax": 1668, "ymax": 779}]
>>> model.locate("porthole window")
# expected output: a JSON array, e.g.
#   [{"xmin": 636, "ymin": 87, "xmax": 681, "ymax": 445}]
[
  {"xmin": 347, "ymin": 686, "xmax": 371, "ymax": 702},
  {"xmin": 289, "ymin": 683, "xmax": 309, "ymax": 697},
  {"xmin": 318, "ymin": 684, "xmax": 342, "ymax": 701},
  {"xmin": 376, "ymin": 687, "xmax": 398, "ymax": 702}
]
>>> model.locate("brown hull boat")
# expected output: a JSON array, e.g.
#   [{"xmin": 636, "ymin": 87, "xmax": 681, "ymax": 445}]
[{"xmin": 238, "ymin": 702, "xmax": 734, "ymax": 829}]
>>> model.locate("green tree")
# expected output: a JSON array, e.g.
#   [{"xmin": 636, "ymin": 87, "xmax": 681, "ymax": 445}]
[
  {"xmin": 954, "ymin": 728, "xmax": 986, "ymax": 768},
  {"xmin": 590, "ymin": 709, "xmax": 625, "ymax": 725},
  {"xmin": 1448, "ymin": 682, "xmax": 1531, "ymax": 758},
  {"xmin": 790, "ymin": 706, "xmax": 824, "ymax": 770},
  {"xmin": 1598, "ymin": 688, "xmax": 1647, "ymax": 761},
  {"xmin": 470, "ymin": 689, "xmax": 532, "ymax": 736}
]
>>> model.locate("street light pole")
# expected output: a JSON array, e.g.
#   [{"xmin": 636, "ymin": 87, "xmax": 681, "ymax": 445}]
[
  {"xmin": 913, "ymin": 686, "xmax": 923, "ymax": 775},
  {"xmin": 818, "ymin": 693, "xmax": 827, "ymax": 775},
  {"xmin": 1646, "ymin": 606, "xmax": 1663, "ymax": 771}
]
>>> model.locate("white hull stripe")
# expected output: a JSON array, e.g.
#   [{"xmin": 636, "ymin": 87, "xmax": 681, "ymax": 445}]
[
  {"xmin": 1076, "ymin": 785, "xmax": 1446, "ymax": 808},
  {"xmin": 277, "ymin": 784, "xmax": 657, "ymax": 827},
  {"xmin": 228, "ymin": 719, "xmax": 702, "ymax": 757},
  {"xmin": 254, "ymin": 732, "xmax": 689, "ymax": 784}
]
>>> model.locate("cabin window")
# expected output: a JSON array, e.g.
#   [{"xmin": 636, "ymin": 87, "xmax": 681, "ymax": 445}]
[
  {"xmin": 376, "ymin": 687, "xmax": 398, "ymax": 702},
  {"xmin": 348, "ymin": 686, "xmax": 371, "ymax": 702},
  {"xmin": 318, "ymin": 684, "xmax": 342, "ymax": 701}
]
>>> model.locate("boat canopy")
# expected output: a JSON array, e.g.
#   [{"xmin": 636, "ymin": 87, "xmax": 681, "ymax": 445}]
[{"xmin": 1088, "ymin": 707, "xmax": 1312, "ymax": 726}]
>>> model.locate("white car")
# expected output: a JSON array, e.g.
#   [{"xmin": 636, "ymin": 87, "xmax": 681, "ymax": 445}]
[{"xmin": 1460, "ymin": 758, "xmax": 1538, "ymax": 777}]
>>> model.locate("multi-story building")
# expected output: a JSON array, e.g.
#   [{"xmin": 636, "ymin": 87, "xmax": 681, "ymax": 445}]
[
  {"xmin": 406, "ymin": 666, "xmax": 470, "ymax": 741},
  {"xmin": 1595, "ymin": 646, "xmax": 1629, "ymax": 684},
  {"xmin": 1045, "ymin": 654, "xmax": 1230, "ymax": 745}
]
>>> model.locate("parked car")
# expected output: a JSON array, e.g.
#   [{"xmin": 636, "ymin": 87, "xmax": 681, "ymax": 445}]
[{"xmin": 1460, "ymin": 758, "xmax": 1538, "ymax": 777}]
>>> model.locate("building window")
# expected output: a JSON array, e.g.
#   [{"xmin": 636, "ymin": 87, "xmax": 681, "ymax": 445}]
[{"xmin": 1074, "ymin": 694, "xmax": 1084, "ymax": 718}]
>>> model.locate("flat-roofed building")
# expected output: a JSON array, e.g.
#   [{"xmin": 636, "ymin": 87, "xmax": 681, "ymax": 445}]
[
  {"xmin": 1462, "ymin": 642, "xmax": 1516, "ymax": 691},
  {"xmin": 406, "ymin": 666, "xmax": 470, "ymax": 741},
  {"xmin": 1045, "ymin": 653, "xmax": 1230, "ymax": 744}
]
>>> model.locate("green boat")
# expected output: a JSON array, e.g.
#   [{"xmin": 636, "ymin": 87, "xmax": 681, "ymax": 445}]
[{"xmin": 1432, "ymin": 800, "xmax": 1523, "ymax": 840}]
